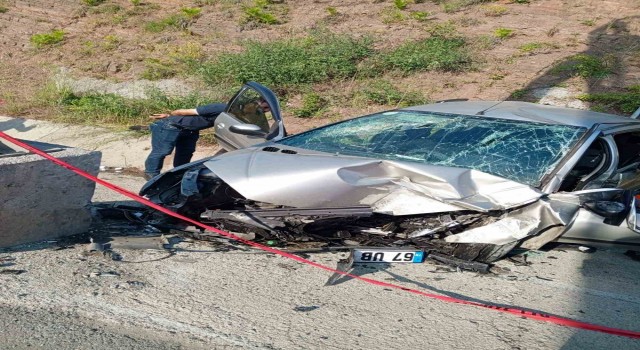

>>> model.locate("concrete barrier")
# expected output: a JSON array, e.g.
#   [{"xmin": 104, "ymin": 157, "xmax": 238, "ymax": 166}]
[{"xmin": 0, "ymin": 139, "xmax": 101, "ymax": 248}]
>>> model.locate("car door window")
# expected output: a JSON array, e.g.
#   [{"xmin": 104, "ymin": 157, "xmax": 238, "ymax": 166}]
[
  {"xmin": 227, "ymin": 88, "xmax": 273, "ymax": 132},
  {"xmin": 559, "ymin": 138, "xmax": 609, "ymax": 192}
]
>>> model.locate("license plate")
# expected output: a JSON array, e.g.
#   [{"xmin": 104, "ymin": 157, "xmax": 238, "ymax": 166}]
[{"xmin": 353, "ymin": 249, "xmax": 425, "ymax": 263}]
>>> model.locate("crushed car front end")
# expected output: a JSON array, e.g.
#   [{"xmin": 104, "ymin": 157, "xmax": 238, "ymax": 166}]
[{"xmin": 140, "ymin": 106, "xmax": 603, "ymax": 264}]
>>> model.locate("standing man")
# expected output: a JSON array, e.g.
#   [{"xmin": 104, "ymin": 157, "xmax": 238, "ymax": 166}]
[{"xmin": 143, "ymin": 103, "xmax": 227, "ymax": 180}]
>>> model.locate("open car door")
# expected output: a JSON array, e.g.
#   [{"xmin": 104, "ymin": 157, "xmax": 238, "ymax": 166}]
[
  {"xmin": 554, "ymin": 129, "xmax": 640, "ymax": 246},
  {"xmin": 214, "ymin": 82, "xmax": 286, "ymax": 151}
]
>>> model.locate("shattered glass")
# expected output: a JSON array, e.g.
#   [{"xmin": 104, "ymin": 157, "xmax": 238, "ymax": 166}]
[{"xmin": 278, "ymin": 111, "xmax": 586, "ymax": 187}]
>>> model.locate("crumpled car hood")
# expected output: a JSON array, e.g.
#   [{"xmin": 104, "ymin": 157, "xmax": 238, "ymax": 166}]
[{"xmin": 203, "ymin": 147, "xmax": 543, "ymax": 215}]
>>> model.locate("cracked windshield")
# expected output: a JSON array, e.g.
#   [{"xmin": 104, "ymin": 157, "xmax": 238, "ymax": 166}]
[{"xmin": 278, "ymin": 111, "xmax": 587, "ymax": 187}]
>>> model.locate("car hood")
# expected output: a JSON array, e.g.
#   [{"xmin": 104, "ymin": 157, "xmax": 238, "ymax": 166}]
[{"xmin": 203, "ymin": 146, "xmax": 543, "ymax": 215}]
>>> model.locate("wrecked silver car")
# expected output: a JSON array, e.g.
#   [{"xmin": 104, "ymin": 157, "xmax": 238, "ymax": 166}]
[{"xmin": 140, "ymin": 82, "xmax": 640, "ymax": 263}]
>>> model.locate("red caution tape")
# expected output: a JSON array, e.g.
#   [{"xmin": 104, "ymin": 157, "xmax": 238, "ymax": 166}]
[{"xmin": 2, "ymin": 130, "xmax": 639, "ymax": 340}]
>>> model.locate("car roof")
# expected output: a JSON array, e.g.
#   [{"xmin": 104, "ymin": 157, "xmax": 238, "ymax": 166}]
[{"xmin": 403, "ymin": 101, "xmax": 640, "ymax": 128}]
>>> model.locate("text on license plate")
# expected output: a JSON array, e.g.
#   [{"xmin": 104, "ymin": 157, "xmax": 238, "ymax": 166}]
[{"xmin": 353, "ymin": 250, "xmax": 425, "ymax": 263}]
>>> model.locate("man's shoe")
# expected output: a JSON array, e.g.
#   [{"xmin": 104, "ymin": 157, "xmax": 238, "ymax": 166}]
[{"xmin": 143, "ymin": 173, "xmax": 155, "ymax": 180}]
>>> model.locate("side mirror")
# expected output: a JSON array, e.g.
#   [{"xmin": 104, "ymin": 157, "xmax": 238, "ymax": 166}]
[{"xmin": 229, "ymin": 124, "xmax": 267, "ymax": 137}]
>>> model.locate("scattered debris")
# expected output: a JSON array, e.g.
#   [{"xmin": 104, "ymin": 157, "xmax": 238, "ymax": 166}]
[
  {"xmin": 94, "ymin": 203, "xmax": 149, "ymax": 222},
  {"xmin": 50, "ymin": 245, "xmax": 72, "ymax": 251},
  {"xmin": 126, "ymin": 280, "xmax": 145, "ymax": 288},
  {"xmin": 0, "ymin": 269, "xmax": 26, "ymax": 275},
  {"xmin": 426, "ymin": 252, "xmax": 491, "ymax": 273},
  {"xmin": 108, "ymin": 235, "xmax": 177, "ymax": 251},
  {"xmin": 535, "ymin": 276, "xmax": 554, "ymax": 281},
  {"xmin": 87, "ymin": 238, "xmax": 104, "ymax": 253},
  {"xmin": 89, "ymin": 271, "xmax": 120, "ymax": 278},
  {"xmin": 99, "ymin": 166, "xmax": 125, "ymax": 173},
  {"xmin": 507, "ymin": 255, "xmax": 530, "ymax": 266},
  {"xmin": 293, "ymin": 305, "xmax": 320, "ymax": 312},
  {"xmin": 431, "ymin": 266, "xmax": 457, "ymax": 273},
  {"xmin": 325, "ymin": 254, "xmax": 354, "ymax": 286},
  {"xmin": 489, "ymin": 266, "xmax": 511, "ymax": 274},
  {"xmin": 0, "ymin": 256, "xmax": 16, "ymax": 267},
  {"xmin": 578, "ymin": 246, "xmax": 596, "ymax": 253}
]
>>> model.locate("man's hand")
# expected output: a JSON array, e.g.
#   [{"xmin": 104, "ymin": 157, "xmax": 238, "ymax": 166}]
[{"xmin": 150, "ymin": 113, "xmax": 170, "ymax": 120}]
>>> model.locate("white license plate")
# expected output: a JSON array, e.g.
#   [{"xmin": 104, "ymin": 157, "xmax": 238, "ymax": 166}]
[{"xmin": 353, "ymin": 249, "xmax": 425, "ymax": 263}]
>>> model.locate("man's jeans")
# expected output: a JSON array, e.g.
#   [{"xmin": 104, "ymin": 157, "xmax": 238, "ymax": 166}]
[{"xmin": 144, "ymin": 120, "xmax": 199, "ymax": 177}]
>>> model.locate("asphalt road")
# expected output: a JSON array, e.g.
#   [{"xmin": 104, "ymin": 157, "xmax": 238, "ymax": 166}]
[{"xmin": 1, "ymin": 173, "xmax": 639, "ymax": 349}]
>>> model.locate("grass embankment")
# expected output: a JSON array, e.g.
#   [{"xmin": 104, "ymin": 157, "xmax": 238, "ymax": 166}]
[
  {"xmin": 44, "ymin": 87, "xmax": 214, "ymax": 126},
  {"xmin": 578, "ymin": 86, "xmax": 640, "ymax": 114},
  {"xmin": 33, "ymin": 30, "xmax": 471, "ymax": 126}
]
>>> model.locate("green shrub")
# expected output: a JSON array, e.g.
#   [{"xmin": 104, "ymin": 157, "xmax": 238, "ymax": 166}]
[
  {"xmin": 577, "ymin": 86, "xmax": 640, "ymax": 114},
  {"xmin": 394, "ymin": 0, "xmax": 409, "ymax": 10},
  {"xmin": 483, "ymin": 4, "xmax": 508, "ymax": 16},
  {"xmin": 326, "ymin": 6, "xmax": 338, "ymax": 16},
  {"xmin": 244, "ymin": 7, "xmax": 278, "ymax": 24},
  {"xmin": 30, "ymin": 29, "xmax": 65, "ymax": 48},
  {"xmin": 101, "ymin": 35, "xmax": 120, "ymax": 51},
  {"xmin": 181, "ymin": 7, "xmax": 202, "ymax": 19},
  {"xmin": 169, "ymin": 42, "xmax": 205, "ymax": 64},
  {"xmin": 51, "ymin": 87, "xmax": 214, "ymax": 125},
  {"xmin": 198, "ymin": 32, "xmax": 373, "ymax": 89},
  {"xmin": 242, "ymin": 0, "xmax": 280, "ymax": 25},
  {"xmin": 509, "ymin": 89, "xmax": 528, "ymax": 100},
  {"xmin": 80, "ymin": 41, "xmax": 96, "ymax": 56},
  {"xmin": 410, "ymin": 11, "xmax": 431, "ymax": 21},
  {"xmin": 473, "ymin": 34, "xmax": 499, "ymax": 50},
  {"xmin": 550, "ymin": 54, "xmax": 613, "ymax": 78},
  {"xmin": 493, "ymin": 27, "xmax": 514, "ymax": 39},
  {"xmin": 439, "ymin": 0, "xmax": 494, "ymax": 13},
  {"xmin": 82, "ymin": 0, "xmax": 105, "ymax": 6},
  {"xmin": 357, "ymin": 80, "xmax": 426, "ymax": 107},
  {"xmin": 293, "ymin": 92, "xmax": 328, "ymax": 118},
  {"xmin": 519, "ymin": 42, "xmax": 543, "ymax": 52},
  {"xmin": 0, "ymin": 6, "xmax": 9, "ymax": 13},
  {"xmin": 145, "ymin": 8, "xmax": 202, "ymax": 32},
  {"xmin": 366, "ymin": 37, "xmax": 471, "ymax": 74},
  {"xmin": 518, "ymin": 42, "xmax": 559, "ymax": 54},
  {"xmin": 581, "ymin": 19, "xmax": 596, "ymax": 26},
  {"xmin": 380, "ymin": 8, "xmax": 405, "ymax": 24},
  {"xmin": 141, "ymin": 59, "xmax": 178, "ymax": 80},
  {"xmin": 88, "ymin": 3, "xmax": 122, "ymax": 14},
  {"xmin": 427, "ymin": 21, "xmax": 459, "ymax": 38}
]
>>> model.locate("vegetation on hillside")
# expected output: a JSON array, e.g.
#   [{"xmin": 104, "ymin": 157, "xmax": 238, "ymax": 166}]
[{"xmin": 1, "ymin": 0, "xmax": 637, "ymax": 126}]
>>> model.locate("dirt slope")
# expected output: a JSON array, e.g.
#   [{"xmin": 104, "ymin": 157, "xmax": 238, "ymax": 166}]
[{"xmin": 0, "ymin": 0, "xmax": 639, "ymax": 127}]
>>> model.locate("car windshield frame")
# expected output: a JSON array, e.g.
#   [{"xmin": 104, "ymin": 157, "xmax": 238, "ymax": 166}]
[{"xmin": 276, "ymin": 110, "xmax": 588, "ymax": 187}]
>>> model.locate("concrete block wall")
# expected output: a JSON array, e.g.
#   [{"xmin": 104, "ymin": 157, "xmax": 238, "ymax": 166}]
[{"xmin": 0, "ymin": 141, "xmax": 101, "ymax": 248}]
